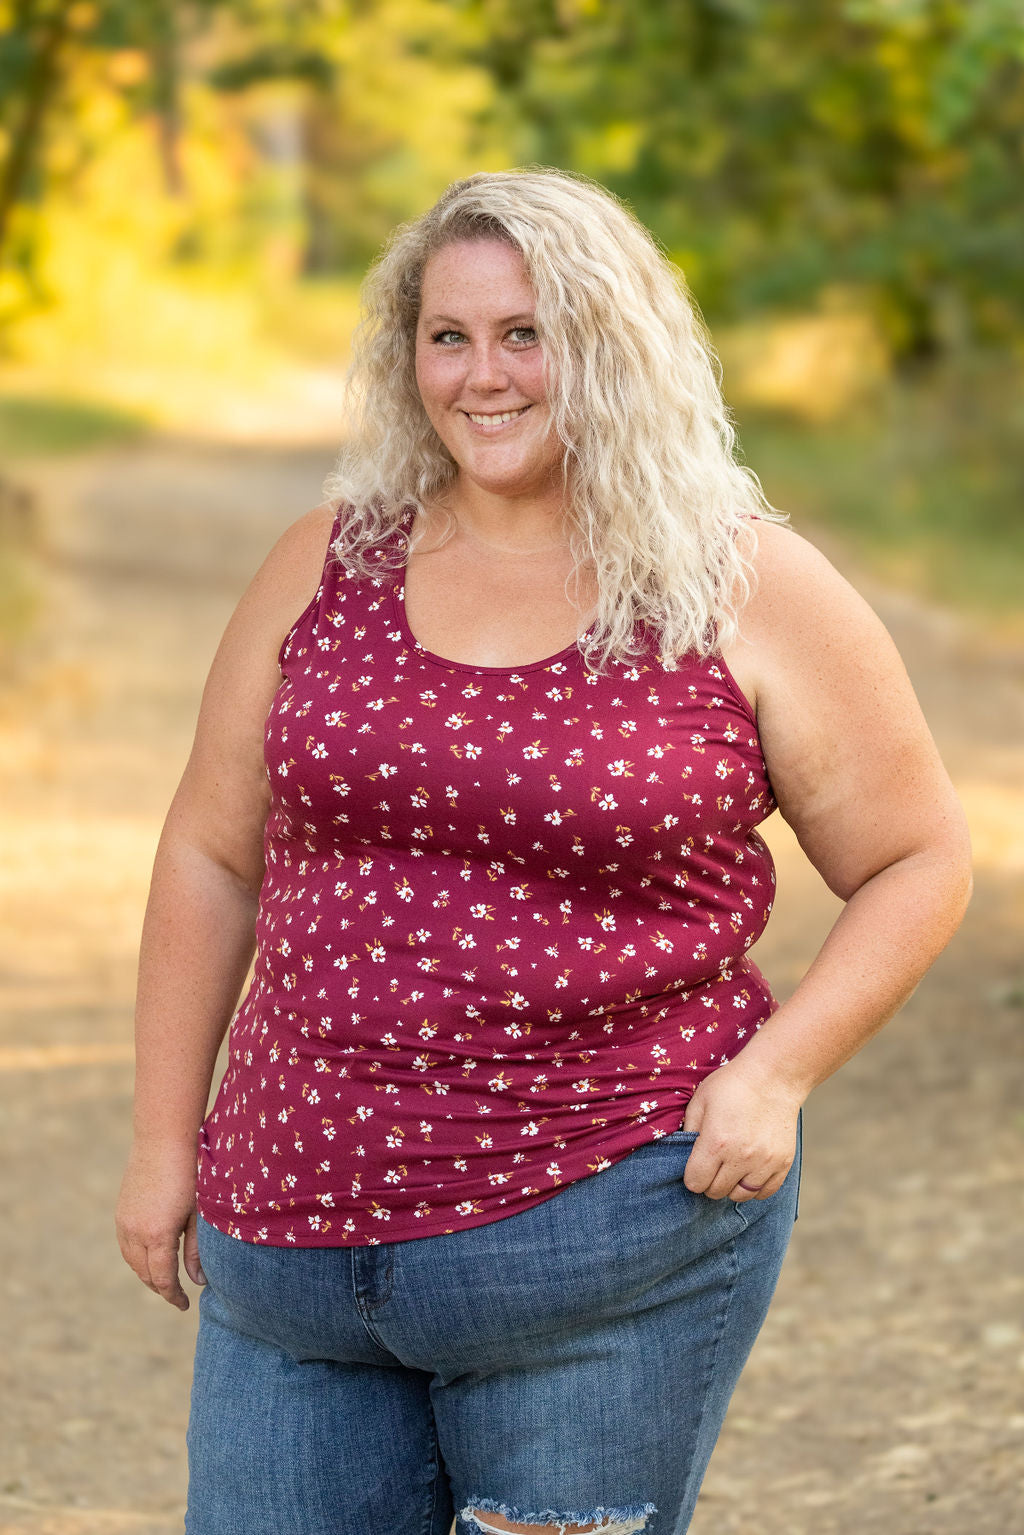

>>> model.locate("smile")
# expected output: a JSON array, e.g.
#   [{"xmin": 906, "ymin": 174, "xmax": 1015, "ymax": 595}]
[{"xmin": 464, "ymin": 407, "xmax": 531, "ymax": 425}]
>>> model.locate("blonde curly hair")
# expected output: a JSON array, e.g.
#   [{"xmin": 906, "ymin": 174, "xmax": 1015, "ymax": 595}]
[{"xmin": 322, "ymin": 166, "xmax": 785, "ymax": 669}]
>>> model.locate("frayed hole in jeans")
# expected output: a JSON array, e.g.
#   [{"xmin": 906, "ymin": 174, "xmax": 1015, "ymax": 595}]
[{"xmin": 461, "ymin": 1501, "xmax": 655, "ymax": 1535}]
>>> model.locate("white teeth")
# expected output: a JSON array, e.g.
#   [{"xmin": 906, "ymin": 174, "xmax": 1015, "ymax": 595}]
[{"xmin": 467, "ymin": 408, "xmax": 528, "ymax": 425}]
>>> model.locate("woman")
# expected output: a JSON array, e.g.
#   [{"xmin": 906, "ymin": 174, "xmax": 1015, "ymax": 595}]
[{"xmin": 116, "ymin": 169, "xmax": 971, "ymax": 1535}]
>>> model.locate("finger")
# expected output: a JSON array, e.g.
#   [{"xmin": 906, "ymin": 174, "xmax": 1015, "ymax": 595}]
[
  {"xmin": 681, "ymin": 1098, "xmax": 704, "ymax": 1136},
  {"xmin": 683, "ymin": 1148, "xmax": 722, "ymax": 1196},
  {"xmin": 751, "ymin": 1166, "xmax": 790, "ymax": 1200},
  {"xmin": 729, "ymin": 1165, "xmax": 789, "ymax": 1203},
  {"xmin": 729, "ymin": 1177, "xmax": 767, "ymax": 1203},
  {"xmin": 705, "ymin": 1165, "xmax": 745, "ymax": 1200},
  {"xmin": 182, "ymin": 1211, "xmax": 206, "ymax": 1288},
  {"xmin": 146, "ymin": 1242, "xmax": 189, "ymax": 1311},
  {"xmin": 118, "ymin": 1232, "xmax": 155, "ymax": 1290}
]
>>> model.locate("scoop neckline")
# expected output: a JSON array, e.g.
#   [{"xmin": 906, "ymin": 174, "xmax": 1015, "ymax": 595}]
[{"xmin": 391, "ymin": 579, "xmax": 588, "ymax": 676}]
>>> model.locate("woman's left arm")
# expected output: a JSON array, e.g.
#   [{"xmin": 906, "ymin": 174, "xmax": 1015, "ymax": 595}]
[{"xmin": 682, "ymin": 522, "xmax": 973, "ymax": 1201}]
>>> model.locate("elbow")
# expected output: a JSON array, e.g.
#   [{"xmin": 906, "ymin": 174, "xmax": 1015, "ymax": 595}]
[
  {"xmin": 954, "ymin": 858, "xmax": 974, "ymax": 925},
  {"xmin": 936, "ymin": 828, "xmax": 973, "ymax": 937}
]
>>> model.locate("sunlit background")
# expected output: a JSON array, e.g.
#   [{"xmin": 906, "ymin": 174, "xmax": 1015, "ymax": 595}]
[{"xmin": 1, "ymin": 5, "xmax": 1022, "ymax": 1533}]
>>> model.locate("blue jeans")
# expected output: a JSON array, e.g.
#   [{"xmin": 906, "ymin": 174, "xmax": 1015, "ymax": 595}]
[{"xmin": 187, "ymin": 1120, "xmax": 802, "ymax": 1535}]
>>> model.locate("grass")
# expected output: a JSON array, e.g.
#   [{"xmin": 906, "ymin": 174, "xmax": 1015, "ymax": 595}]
[
  {"xmin": 0, "ymin": 393, "xmax": 150, "ymax": 458},
  {"xmin": 732, "ymin": 350, "xmax": 1024, "ymax": 636}
]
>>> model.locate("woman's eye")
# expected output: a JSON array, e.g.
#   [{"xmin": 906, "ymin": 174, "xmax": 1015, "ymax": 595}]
[
  {"xmin": 431, "ymin": 329, "xmax": 465, "ymax": 345},
  {"xmin": 508, "ymin": 326, "xmax": 538, "ymax": 345}
]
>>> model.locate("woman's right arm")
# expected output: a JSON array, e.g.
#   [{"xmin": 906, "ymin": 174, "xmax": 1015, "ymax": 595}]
[{"xmin": 115, "ymin": 504, "xmax": 338, "ymax": 1310}]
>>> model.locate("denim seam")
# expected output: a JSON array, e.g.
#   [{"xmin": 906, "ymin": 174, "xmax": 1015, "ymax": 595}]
[
  {"xmin": 348, "ymin": 1247, "xmax": 395, "ymax": 1354},
  {"xmin": 680, "ymin": 1221, "xmax": 740, "ymax": 1500},
  {"xmin": 420, "ymin": 1409, "xmax": 445, "ymax": 1535}
]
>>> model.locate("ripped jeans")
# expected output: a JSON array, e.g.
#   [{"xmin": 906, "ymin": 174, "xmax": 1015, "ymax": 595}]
[{"xmin": 186, "ymin": 1120, "xmax": 801, "ymax": 1535}]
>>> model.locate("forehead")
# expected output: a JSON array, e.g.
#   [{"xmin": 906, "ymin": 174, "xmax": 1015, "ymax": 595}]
[{"xmin": 418, "ymin": 238, "xmax": 534, "ymax": 319}]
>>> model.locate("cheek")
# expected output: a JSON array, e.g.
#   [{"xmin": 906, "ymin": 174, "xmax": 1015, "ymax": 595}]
[{"xmin": 415, "ymin": 349, "xmax": 458, "ymax": 413}]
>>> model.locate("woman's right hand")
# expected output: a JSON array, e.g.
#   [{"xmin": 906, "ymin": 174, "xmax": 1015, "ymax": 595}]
[{"xmin": 116, "ymin": 1139, "xmax": 206, "ymax": 1311}]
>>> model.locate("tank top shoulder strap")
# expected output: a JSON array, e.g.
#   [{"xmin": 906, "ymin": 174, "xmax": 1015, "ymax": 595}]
[{"xmin": 276, "ymin": 504, "xmax": 347, "ymax": 672}]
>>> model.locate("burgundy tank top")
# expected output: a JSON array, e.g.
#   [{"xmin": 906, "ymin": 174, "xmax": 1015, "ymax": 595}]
[{"xmin": 196, "ymin": 509, "xmax": 778, "ymax": 1245}]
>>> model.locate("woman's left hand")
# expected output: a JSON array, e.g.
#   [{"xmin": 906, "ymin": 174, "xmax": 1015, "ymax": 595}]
[{"xmin": 681, "ymin": 1055, "xmax": 804, "ymax": 1202}]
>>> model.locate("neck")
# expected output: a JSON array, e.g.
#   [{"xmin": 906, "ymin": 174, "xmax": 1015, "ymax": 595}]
[{"xmin": 420, "ymin": 477, "xmax": 571, "ymax": 558}]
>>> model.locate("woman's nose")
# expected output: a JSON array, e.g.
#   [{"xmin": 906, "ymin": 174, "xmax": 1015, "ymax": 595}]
[{"xmin": 465, "ymin": 342, "xmax": 510, "ymax": 392}]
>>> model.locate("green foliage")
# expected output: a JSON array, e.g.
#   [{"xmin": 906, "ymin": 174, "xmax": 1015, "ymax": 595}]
[
  {"xmin": 1, "ymin": 0, "xmax": 1021, "ymax": 356},
  {"xmin": 456, "ymin": 0, "xmax": 1024, "ymax": 354},
  {"xmin": 735, "ymin": 349, "xmax": 1024, "ymax": 622}
]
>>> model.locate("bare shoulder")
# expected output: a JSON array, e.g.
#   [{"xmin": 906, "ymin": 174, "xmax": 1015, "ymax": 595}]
[
  {"xmin": 166, "ymin": 503, "xmax": 339, "ymax": 880},
  {"xmin": 722, "ymin": 520, "xmax": 901, "ymax": 710},
  {"xmin": 230, "ymin": 501, "xmax": 339, "ymax": 644},
  {"xmin": 196, "ymin": 499, "xmax": 339, "ymax": 737},
  {"xmin": 741, "ymin": 519, "xmax": 887, "ymax": 645},
  {"xmin": 723, "ymin": 520, "xmax": 968, "ymax": 900}
]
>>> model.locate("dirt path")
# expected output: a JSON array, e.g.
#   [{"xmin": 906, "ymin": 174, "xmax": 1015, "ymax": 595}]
[{"xmin": 1, "ymin": 438, "xmax": 1022, "ymax": 1535}]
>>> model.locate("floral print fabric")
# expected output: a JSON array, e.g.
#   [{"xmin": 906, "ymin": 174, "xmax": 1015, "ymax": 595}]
[{"xmin": 196, "ymin": 510, "xmax": 779, "ymax": 1246}]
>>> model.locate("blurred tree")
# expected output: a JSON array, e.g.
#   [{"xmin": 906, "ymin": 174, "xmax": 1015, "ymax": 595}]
[
  {"xmin": 458, "ymin": 0, "xmax": 1024, "ymax": 362},
  {"xmin": 0, "ymin": 0, "xmax": 233, "ymax": 268},
  {"xmin": 0, "ymin": 0, "xmax": 1020, "ymax": 363}
]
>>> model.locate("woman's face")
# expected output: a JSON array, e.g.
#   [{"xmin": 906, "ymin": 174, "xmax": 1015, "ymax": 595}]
[{"xmin": 414, "ymin": 239, "xmax": 562, "ymax": 503}]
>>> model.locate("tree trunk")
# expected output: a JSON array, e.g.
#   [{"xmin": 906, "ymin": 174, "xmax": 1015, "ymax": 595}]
[{"xmin": 0, "ymin": 6, "xmax": 72, "ymax": 264}]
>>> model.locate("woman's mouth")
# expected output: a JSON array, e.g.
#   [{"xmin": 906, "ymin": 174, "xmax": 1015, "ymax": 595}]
[{"xmin": 464, "ymin": 406, "xmax": 531, "ymax": 426}]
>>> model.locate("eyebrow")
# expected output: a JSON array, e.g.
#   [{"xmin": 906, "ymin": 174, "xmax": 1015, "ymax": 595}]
[{"xmin": 420, "ymin": 313, "xmax": 536, "ymax": 328}]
